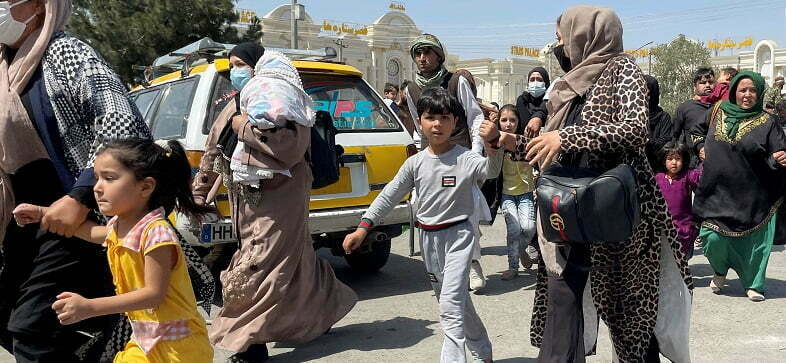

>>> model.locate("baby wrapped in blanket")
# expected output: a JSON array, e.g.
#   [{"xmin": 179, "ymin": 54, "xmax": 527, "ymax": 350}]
[{"xmin": 230, "ymin": 51, "xmax": 315, "ymax": 186}]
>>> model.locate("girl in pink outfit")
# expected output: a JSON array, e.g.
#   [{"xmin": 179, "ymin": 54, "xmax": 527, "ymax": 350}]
[{"xmin": 655, "ymin": 141, "xmax": 703, "ymax": 258}]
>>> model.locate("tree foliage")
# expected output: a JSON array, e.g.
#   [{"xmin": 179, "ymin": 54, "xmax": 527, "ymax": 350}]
[
  {"xmin": 241, "ymin": 16, "xmax": 264, "ymax": 43},
  {"xmin": 651, "ymin": 34, "xmax": 712, "ymax": 114},
  {"xmin": 68, "ymin": 0, "xmax": 241, "ymax": 84}
]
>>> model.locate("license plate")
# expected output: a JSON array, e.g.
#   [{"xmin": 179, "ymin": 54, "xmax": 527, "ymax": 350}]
[{"xmin": 200, "ymin": 222, "xmax": 236, "ymax": 244}]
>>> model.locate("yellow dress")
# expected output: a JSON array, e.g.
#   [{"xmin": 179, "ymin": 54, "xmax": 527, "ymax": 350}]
[{"xmin": 105, "ymin": 208, "xmax": 213, "ymax": 363}]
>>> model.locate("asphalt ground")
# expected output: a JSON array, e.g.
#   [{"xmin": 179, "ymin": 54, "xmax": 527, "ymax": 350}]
[{"xmin": 3, "ymin": 218, "xmax": 786, "ymax": 362}]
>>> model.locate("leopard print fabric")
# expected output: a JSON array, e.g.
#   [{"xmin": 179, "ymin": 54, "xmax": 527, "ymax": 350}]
[{"xmin": 512, "ymin": 55, "xmax": 693, "ymax": 362}]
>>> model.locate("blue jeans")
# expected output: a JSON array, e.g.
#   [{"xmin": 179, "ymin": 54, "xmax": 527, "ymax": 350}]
[{"xmin": 501, "ymin": 193, "xmax": 536, "ymax": 270}]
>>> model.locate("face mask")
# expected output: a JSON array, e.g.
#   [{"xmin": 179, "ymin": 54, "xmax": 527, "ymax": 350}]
[
  {"xmin": 0, "ymin": 0, "xmax": 35, "ymax": 46},
  {"xmin": 230, "ymin": 68, "xmax": 252, "ymax": 91},
  {"xmin": 527, "ymin": 81, "xmax": 546, "ymax": 97},
  {"xmin": 553, "ymin": 44, "xmax": 572, "ymax": 73}
]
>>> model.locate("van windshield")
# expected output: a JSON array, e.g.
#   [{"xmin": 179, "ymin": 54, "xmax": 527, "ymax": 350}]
[{"xmin": 301, "ymin": 74, "xmax": 401, "ymax": 132}]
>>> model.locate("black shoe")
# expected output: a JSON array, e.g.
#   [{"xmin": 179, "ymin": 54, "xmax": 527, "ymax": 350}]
[{"xmin": 228, "ymin": 344, "xmax": 269, "ymax": 363}]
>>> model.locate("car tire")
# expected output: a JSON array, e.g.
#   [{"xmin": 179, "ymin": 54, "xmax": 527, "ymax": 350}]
[{"xmin": 344, "ymin": 239, "xmax": 391, "ymax": 273}]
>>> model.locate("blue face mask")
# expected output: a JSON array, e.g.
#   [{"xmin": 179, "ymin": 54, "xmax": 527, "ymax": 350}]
[
  {"xmin": 230, "ymin": 68, "xmax": 252, "ymax": 91},
  {"xmin": 528, "ymin": 81, "xmax": 546, "ymax": 98}
]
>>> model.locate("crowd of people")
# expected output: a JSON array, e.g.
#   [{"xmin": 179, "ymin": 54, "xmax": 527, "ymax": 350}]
[{"xmin": 2, "ymin": 1, "xmax": 786, "ymax": 363}]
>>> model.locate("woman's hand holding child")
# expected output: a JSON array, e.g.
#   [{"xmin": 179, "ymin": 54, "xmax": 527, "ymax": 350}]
[
  {"xmin": 526, "ymin": 131, "xmax": 562, "ymax": 169},
  {"xmin": 41, "ymin": 196, "xmax": 89, "ymax": 238}
]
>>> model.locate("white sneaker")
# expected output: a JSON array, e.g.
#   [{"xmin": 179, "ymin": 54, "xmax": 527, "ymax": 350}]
[
  {"xmin": 710, "ymin": 275, "xmax": 726, "ymax": 293},
  {"xmin": 469, "ymin": 260, "xmax": 486, "ymax": 292}
]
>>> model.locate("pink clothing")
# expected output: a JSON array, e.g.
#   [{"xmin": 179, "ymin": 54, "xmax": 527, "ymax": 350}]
[
  {"xmin": 699, "ymin": 82, "xmax": 730, "ymax": 105},
  {"xmin": 656, "ymin": 168, "xmax": 703, "ymax": 256}
]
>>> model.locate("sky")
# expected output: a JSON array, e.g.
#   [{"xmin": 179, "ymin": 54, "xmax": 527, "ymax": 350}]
[{"xmin": 237, "ymin": 0, "xmax": 786, "ymax": 61}]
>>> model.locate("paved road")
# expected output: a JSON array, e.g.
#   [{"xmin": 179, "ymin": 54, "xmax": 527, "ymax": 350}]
[{"xmin": 3, "ymin": 219, "xmax": 786, "ymax": 362}]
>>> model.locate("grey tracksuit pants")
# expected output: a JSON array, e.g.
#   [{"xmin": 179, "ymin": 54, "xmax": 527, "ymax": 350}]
[{"xmin": 421, "ymin": 221, "xmax": 493, "ymax": 363}]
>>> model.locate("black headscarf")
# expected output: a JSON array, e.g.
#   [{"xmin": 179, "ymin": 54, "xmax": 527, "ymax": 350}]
[
  {"xmin": 229, "ymin": 42, "xmax": 266, "ymax": 68},
  {"xmin": 644, "ymin": 75, "xmax": 673, "ymax": 171},
  {"xmin": 516, "ymin": 67, "xmax": 552, "ymax": 123},
  {"xmin": 528, "ymin": 66, "xmax": 551, "ymax": 89},
  {"xmin": 645, "ymin": 75, "xmax": 661, "ymax": 114}
]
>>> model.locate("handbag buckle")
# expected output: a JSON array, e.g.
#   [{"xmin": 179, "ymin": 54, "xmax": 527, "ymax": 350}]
[{"xmin": 549, "ymin": 213, "xmax": 565, "ymax": 231}]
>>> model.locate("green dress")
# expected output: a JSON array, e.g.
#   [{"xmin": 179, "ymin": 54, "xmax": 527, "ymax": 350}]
[{"xmin": 691, "ymin": 72, "xmax": 786, "ymax": 292}]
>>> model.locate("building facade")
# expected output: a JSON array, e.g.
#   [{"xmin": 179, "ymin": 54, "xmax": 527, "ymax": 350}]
[
  {"xmin": 243, "ymin": 4, "xmax": 786, "ymax": 99},
  {"xmin": 711, "ymin": 40, "xmax": 786, "ymax": 85},
  {"xmin": 239, "ymin": 4, "xmax": 559, "ymax": 103},
  {"xmin": 248, "ymin": 4, "xmax": 422, "ymax": 93},
  {"xmin": 453, "ymin": 57, "xmax": 545, "ymax": 105}
]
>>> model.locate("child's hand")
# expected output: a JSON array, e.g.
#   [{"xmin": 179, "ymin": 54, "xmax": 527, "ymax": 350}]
[
  {"xmin": 699, "ymin": 147, "xmax": 706, "ymax": 161},
  {"xmin": 52, "ymin": 292, "xmax": 94, "ymax": 325},
  {"xmin": 12, "ymin": 204, "xmax": 46, "ymax": 226},
  {"xmin": 479, "ymin": 119, "xmax": 500, "ymax": 142},
  {"xmin": 773, "ymin": 151, "xmax": 786, "ymax": 166},
  {"xmin": 342, "ymin": 229, "xmax": 368, "ymax": 254}
]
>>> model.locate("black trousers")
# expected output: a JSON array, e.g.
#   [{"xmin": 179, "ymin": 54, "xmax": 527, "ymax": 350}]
[
  {"xmin": 537, "ymin": 244, "xmax": 660, "ymax": 363},
  {"xmin": 0, "ymin": 224, "xmax": 113, "ymax": 362},
  {"xmin": 0, "ymin": 161, "xmax": 113, "ymax": 362}
]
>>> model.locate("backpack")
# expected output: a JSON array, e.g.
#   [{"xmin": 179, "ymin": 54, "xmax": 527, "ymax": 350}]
[
  {"xmin": 217, "ymin": 96, "xmax": 343, "ymax": 190},
  {"xmin": 308, "ymin": 110, "xmax": 344, "ymax": 189}
]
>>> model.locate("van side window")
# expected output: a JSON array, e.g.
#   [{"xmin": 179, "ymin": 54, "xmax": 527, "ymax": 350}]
[
  {"xmin": 148, "ymin": 77, "xmax": 200, "ymax": 140},
  {"xmin": 131, "ymin": 89, "xmax": 163, "ymax": 124},
  {"xmin": 204, "ymin": 73, "xmax": 236, "ymax": 134}
]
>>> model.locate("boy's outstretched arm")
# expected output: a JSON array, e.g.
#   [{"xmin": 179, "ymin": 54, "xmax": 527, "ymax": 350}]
[{"xmin": 343, "ymin": 157, "xmax": 416, "ymax": 254}]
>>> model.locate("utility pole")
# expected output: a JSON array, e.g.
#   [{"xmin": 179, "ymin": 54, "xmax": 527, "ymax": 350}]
[
  {"xmin": 635, "ymin": 41, "xmax": 654, "ymax": 75},
  {"xmin": 290, "ymin": 0, "xmax": 298, "ymax": 49},
  {"xmin": 334, "ymin": 38, "xmax": 348, "ymax": 63}
]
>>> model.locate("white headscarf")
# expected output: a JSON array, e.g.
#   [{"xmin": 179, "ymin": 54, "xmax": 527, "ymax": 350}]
[
  {"xmin": 232, "ymin": 51, "xmax": 315, "ymax": 186},
  {"xmin": 239, "ymin": 51, "xmax": 315, "ymax": 129}
]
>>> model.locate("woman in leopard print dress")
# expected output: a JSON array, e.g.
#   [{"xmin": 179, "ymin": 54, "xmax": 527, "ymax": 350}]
[{"xmin": 480, "ymin": 6, "xmax": 693, "ymax": 363}]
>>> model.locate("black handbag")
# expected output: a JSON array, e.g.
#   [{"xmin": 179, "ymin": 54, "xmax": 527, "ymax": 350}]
[
  {"xmin": 535, "ymin": 163, "xmax": 640, "ymax": 244},
  {"xmin": 217, "ymin": 94, "xmax": 241, "ymax": 160}
]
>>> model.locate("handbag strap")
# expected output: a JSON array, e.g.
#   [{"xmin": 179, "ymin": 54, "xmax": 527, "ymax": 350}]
[{"xmin": 708, "ymin": 101, "xmax": 722, "ymax": 126}]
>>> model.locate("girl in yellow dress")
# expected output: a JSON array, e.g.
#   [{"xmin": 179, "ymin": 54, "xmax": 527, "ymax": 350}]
[{"xmin": 13, "ymin": 139, "xmax": 214, "ymax": 362}]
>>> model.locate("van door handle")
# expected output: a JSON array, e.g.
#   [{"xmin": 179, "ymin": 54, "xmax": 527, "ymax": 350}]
[{"xmin": 341, "ymin": 153, "xmax": 366, "ymax": 163}]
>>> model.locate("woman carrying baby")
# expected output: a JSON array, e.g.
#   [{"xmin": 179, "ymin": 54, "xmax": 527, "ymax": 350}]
[{"xmin": 193, "ymin": 44, "xmax": 357, "ymax": 362}]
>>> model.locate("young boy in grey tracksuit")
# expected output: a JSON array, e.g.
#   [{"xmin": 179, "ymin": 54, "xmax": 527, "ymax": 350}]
[{"xmin": 343, "ymin": 88, "xmax": 502, "ymax": 363}]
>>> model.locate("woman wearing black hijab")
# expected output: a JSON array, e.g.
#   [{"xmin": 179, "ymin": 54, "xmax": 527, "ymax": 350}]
[
  {"xmin": 516, "ymin": 66, "xmax": 551, "ymax": 137},
  {"xmin": 194, "ymin": 42, "xmax": 357, "ymax": 363},
  {"xmin": 644, "ymin": 75, "xmax": 674, "ymax": 171},
  {"xmin": 194, "ymin": 42, "xmax": 267, "ymax": 300}
]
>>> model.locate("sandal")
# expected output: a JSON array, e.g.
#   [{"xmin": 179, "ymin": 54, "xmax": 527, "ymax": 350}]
[
  {"xmin": 501, "ymin": 269, "xmax": 518, "ymax": 280},
  {"xmin": 710, "ymin": 275, "xmax": 726, "ymax": 293},
  {"xmin": 747, "ymin": 289, "xmax": 765, "ymax": 302}
]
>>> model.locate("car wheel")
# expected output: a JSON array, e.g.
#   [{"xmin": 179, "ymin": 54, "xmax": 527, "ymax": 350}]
[{"xmin": 344, "ymin": 239, "xmax": 391, "ymax": 273}]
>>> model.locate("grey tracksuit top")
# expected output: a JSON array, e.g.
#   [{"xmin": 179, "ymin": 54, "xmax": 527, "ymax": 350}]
[{"xmin": 362, "ymin": 145, "xmax": 503, "ymax": 227}]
